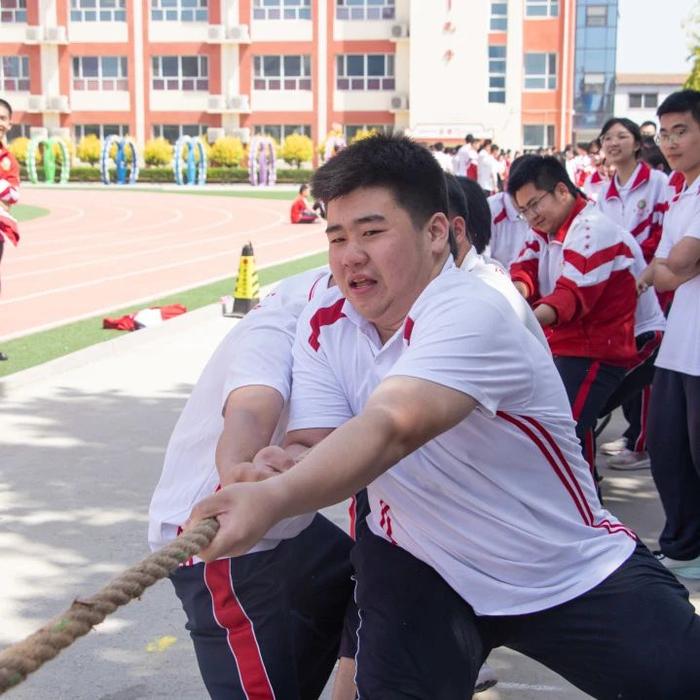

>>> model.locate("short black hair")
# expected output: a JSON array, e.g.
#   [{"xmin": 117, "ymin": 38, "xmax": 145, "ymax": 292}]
[
  {"xmin": 456, "ymin": 177, "xmax": 492, "ymax": 253},
  {"xmin": 657, "ymin": 89, "xmax": 700, "ymax": 127},
  {"xmin": 311, "ymin": 134, "xmax": 448, "ymax": 230},
  {"xmin": 600, "ymin": 117, "xmax": 642, "ymax": 158},
  {"xmin": 507, "ymin": 155, "xmax": 578, "ymax": 198},
  {"xmin": 640, "ymin": 120, "xmax": 657, "ymax": 131},
  {"xmin": 0, "ymin": 98, "xmax": 12, "ymax": 118},
  {"xmin": 640, "ymin": 139, "xmax": 670, "ymax": 174},
  {"xmin": 465, "ymin": 134, "xmax": 474, "ymax": 143},
  {"xmin": 299, "ymin": 183, "xmax": 309, "ymax": 194}
]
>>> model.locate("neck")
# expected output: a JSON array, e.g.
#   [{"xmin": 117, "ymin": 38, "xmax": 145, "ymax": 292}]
[
  {"xmin": 682, "ymin": 162, "xmax": 700, "ymax": 187},
  {"xmin": 615, "ymin": 159, "xmax": 637, "ymax": 186}
]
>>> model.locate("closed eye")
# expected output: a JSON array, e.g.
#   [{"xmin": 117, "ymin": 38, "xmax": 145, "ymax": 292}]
[{"xmin": 363, "ymin": 229, "xmax": 385, "ymax": 236}]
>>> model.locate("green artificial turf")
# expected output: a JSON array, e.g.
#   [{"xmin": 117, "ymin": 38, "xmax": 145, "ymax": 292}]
[
  {"xmin": 12, "ymin": 204, "xmax": 50, "ymax": 221},
  {"xmin": 0, "ymin": 250, "xmax": 327, "ymax": 378}
]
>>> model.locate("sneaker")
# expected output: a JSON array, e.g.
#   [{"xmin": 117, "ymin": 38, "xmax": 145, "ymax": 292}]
[
  {"xmin": 607, "ymin": 449, "xmax": 650, "ymax": 470},
  {"xmin": 0, "ymin": 351, "xmax": 7, "ymax": 361},
  {"xmin": 600, "ymin": 437, "xmax": 627, "ymax": 455},
  {"xmin": 474, "ymin": 662, "xmax": 498, "ymax": 694},
  {"xmin": 654, "ymin": 552, "xmax": 700, "ymax": 580}
]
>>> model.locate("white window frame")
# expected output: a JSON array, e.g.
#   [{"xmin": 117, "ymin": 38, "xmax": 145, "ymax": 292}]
[
  {"xmin": 151, "ymin": 0, "xmax": 208, "ymax": 22},
  {"xmin": 70, "ymin": 0, "xmax": 126, "ymax": 22},
  {"xmin": 253, "ymin": 0, "xmax": 311, "ymax": 20},
  {"xmin": 153, "ymin": 124, "xmax": 206, "ymax": 142},
  {"xmin": 0, "ymin": 0, "xmax": 27, "ymax": 23},
  {"xmin": 525, "ymin": 0, "xmax": 559, "ymax": 18},
  {"xmin": 73, "ymin": 56, "xmax": 128, "ymax": 91},
  {"xmin": 585, "ymin": 5, "xmax": 608, "ymax": 27},
  {"xmin": 335, "ymin": 0, "xmax": 395, "ymax": 21},
  {"xmin": 253, "ymin": 55, "xmax": 312, "ymax": 91},
  {"xmin": 74, "ymin": 124, "xmax": 129, "ymax": 141},
  {"xmin": 489, "ymin": 1, "xmax": 508, "ymax": 31},
  {"xmin": 253, "ymin": 124, "xmax": 312, "ymax": 140},
  {"xmin": 152, "ymin": 56, "xmax": 209, "ymax": 91},
  {"xmin": 1, "ymin": 56, "xmax": 30, "ymax": 92},
  {"xmin": 336, "ymin": 54, "xmax": 395, "ymax": 91},
  {"xmin": 523, "ymin": 124, "xmax": 556, "ymax": 148},
  {"xmin": 629, "ymin": 93, "xmax": 658, "ymax": 109},
  {"xmin": 488, "ymin": 45, "xmax": 506, "ymax": 103},
  {"xmin": 524, "ymin": 52, "xmax": 557, "ymax": 90}
]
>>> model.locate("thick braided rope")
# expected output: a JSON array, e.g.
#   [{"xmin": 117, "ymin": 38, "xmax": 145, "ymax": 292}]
[{"xmin": 0, "ymin": 517, "xmax": 219, "ymax": 695}]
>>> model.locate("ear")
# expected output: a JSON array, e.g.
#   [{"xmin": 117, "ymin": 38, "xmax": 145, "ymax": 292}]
[
  {"xmin": 426, "ymin": 212, "xmax": 450, "ymax": 251},
  {"xmin": 451, "ymin": 215, "xmax": 467, "ymax": 245}
]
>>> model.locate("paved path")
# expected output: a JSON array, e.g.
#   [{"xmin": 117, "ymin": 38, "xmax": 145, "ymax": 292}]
[{"xmin": 1, "ymin": 300, "xmax": 697, "ymax": 699}]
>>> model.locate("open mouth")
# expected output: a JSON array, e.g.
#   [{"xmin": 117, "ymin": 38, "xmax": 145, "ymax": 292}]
[{"xmin": 349, "ymin": 277, "xmax": 377, "ymax": 291}]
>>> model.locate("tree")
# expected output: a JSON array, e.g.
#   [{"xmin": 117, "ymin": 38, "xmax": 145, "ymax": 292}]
[
  {"xmin": 77, "ymin": 134, "xmax": 102, "ymax": 165},
  {"xmin": 8, "ymin": 137, "xmax": 29, "ymax": 165},
  {"xmin": 684, "ymin": 2, "xmax": 700, "ymax": 89},
  {"xmin": 144, "ymin": 137, "xmax": 173, "ymax": 166},
  {"xmin": 350, "ymin": 128, "xmax": 378, "ymax": 144},
  {"xmin": 280, "ymin": 133, "xmax": 313, "ymax": 168},
  {"xmin": 209, "ymin": 136, "xmax": 244, "ymax": 167}
]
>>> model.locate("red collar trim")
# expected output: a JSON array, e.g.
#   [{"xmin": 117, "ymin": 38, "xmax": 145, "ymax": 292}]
[
  {"xmin": 605, "ymin": 161, "xmax": 650, "ymax": 200},
  {"xmin": 544, "ymin": 196, "xmax": 587, "ymax": 244},
  {"xmin": 591, "ymin": 171, "xmax": 602, "ymax": 185}
]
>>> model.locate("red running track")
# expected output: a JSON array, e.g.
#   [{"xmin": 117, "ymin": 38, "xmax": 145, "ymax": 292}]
[{"xmin": 0, "ymin": 187, "xmax": 327, "ymax": 341}]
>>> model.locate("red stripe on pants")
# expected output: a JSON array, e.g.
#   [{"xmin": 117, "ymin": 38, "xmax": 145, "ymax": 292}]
[
  {"xmin": 572, "ymin": 361, "xmax": 601, "ymax": 421},
  {"xmin": 634, "ymin": 385, "xmax": 652, "ymax": 453},
  {"xmin": 204, "ymin": 559, "xmax": 276, "ymax": 700}
]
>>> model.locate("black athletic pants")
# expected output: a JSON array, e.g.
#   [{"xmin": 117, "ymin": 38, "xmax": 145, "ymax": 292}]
[
  {"xmin": 648, "ymin": 368, "xmax": 700, "ymax": 560},
  {"xmin": 352, "ymin": 531, "xmax": 700, "ymax": 700},
  {"xmin": 170, "ymin": 514, "xmax": 353, "ymax": 700}
]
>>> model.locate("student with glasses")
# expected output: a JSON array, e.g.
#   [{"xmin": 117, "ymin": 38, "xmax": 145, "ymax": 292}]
[{"xmin": 508, "ymin": 156, "xmax": 638, "ymax": 489}]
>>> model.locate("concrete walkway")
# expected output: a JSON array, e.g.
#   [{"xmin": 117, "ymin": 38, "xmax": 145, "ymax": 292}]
[{"xmin": 1, "ymin": 301, "xmax": 697, "ymax": 699}]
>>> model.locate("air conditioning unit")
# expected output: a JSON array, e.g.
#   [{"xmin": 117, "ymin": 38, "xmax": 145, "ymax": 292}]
[
  {"xmin": 26, "ymin": 95, "xmax": 45, "ymax": 113},
  {"xmin": 44, "ymin": 25, "xmax": 68, "ymax": 43},
  {"xmin": 25, "ymin": 26, "xmax": 42, "ymax": 44},
  {"xmin": 207, "ymin": 24, "xmax": 225, "ymax": 42},
  {"xmin": 228, "ymin": 127, "xmax": 251, "ymax": 144},
  {"xmin": 226, "ymin": 24, "xmax": 251, "ymax": 43},
  {"xmin": 390, "ymin": 23, "xmax": 408, "ymax": 39},
  {"xmin": 228, "ymin": 95, "xmax": 250, "ymax": 112},
  {"xmin": 390, "ymin": 94, "xmax": 409, "ymax": 110},
  {"xmin": 45, "ymin": 95, "xmax": 71, "ymax": 113},
  {"xmin": 207, "ymin": 95, "xmax": 226, "ymax": 112},
  {"xmin": 206, "ymin": 127, "xmax": 225, "ymax": 143}
]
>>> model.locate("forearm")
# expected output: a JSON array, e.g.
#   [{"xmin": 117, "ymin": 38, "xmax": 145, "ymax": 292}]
[{"xmin": 654, "ymin": 259, "xmax": 700, "ymax": 292}]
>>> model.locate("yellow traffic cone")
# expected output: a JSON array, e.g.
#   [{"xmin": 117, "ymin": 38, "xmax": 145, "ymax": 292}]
[{"xmin": 229, "ymin": 241, "xmax": 260, "ymax": 317}]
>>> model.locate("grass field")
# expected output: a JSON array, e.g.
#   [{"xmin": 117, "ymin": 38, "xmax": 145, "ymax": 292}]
[
  {"xmin": 13, "ymin": 204, "xmax": 50, "ymax": 221},
  {"xmin": 0, "ymin": 250, "xmax": 327, "ymax": 378}
]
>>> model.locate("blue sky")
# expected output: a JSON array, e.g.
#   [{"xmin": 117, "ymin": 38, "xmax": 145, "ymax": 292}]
[{"xmin": 616, "ymin": 0, "xmax": 697, "ymax": 74}]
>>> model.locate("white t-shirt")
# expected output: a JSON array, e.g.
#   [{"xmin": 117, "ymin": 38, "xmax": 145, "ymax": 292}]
[
  {"xmin": 459, "ymin": 247, "xmax": 549, "ymax": 349},
  {"xmin": 454, "ymin": 144, "xmax": 476, "ymax": 177},
  {"xmin": 432, "ymin": 149, "xmax": 454, "ymax": 173},
  {"xmin": 148, "ymin": 268, "xmax": 330, "ymax": 557},
  {"xmin": 289, "ymin": 264, "xmax": 635, "ymax": 616},
  {"xmin": 477, "ymin": 150, "xmax": 497, "ymax": 192},
  {"xmin": 487, "ymin": 191, "xmax": 532, "ymax": 269},
  {"xmin": 655, "ymin": 174, "xmax": 700, "ymax": 376}
]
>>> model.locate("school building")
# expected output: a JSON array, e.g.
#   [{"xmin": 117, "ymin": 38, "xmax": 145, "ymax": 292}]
[{"xmin": 0, "ymin": 0, "xmax": 618, "ymax": 150}]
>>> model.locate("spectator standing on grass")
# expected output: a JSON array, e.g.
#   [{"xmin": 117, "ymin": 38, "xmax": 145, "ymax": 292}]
[{"xmin": 0, "ymin": 98, "xmax": 20, "ymax": 362}]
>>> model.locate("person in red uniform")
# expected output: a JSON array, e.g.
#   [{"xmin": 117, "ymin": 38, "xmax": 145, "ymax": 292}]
[
  {"xmin": 290, "ymin": 183, "xmax": 319, "ymax": 224},
  {"xmin": 509, "ymin": 155, "xmax": 638, "ymax": 487},
  {"xmin": 0, "ymin": 98, "xmax": 20, "ymax": 362}
]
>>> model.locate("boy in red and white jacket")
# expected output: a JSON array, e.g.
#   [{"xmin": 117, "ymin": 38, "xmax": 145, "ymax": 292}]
[
  {"xmin": 509, "ymin": 155, "xmax": 637, "ymax": 480},
  {"xmin": 0, "ymin": 98, "xmax": 20, "ymax": 362}
]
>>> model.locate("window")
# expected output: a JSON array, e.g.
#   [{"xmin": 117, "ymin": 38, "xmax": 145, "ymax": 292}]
[
  {"xmin": 629, "ymin": 93, "xmax": 658, "ymax": 109},
  {"xmin": 344, "ymin": 124, "xmax": 392, "ymax": 141},
  {"xmin": 524, "ymin": 52, "xmax": 557, "ymax": 90},
  {"xmin": 73, "ymin": 56, "xmax": 128, "ymax": 90},
  {"xmin": 525, "ymin": 0, "xmax": 558, "ymax": 18},
  {"xmin": 490, "ymin": 2, "xmax": 507, "ymax": 31},
  {"xmin": 74, "ymin": 124, "xmax": 129, "ymax": 141},
  {"xmin": 585, "ymin": 5, "xmax": 607, "ymax": 27},
  {"xmin": 253, "ymin": 0, "xmax": 311, "ymax": 20},
  {"xmin": 151, "ymin": 0, "xmax": 208, "ymax": 22},
  {"xmin": 153, "ymin": 124, "xmax": 206, "ymax": 142},
  {"xmin": 0, "ymin": 0, "xmax": 27, "ymax": 23},
  {"xmin": 523, "ymin": 124, "xmax": 556, "ymax": 148},
  {"xmin": 152, "ymin": 56, "xmax": 208, "ymax": 90},
  {"xmin": 336, "ymin": 54, "xmax": 395, "ymax": 90},
  {"xmin": 71, "ymin": 0, "xmax": 126, "ymax": 22},
  {"xmin": 488, "ymin": 45, "xmax": 506, "ymax": 103},
  {"xmin": 336, "ymin": 0, "xmax": 395, "ymax": 21},
  {"xmin": 253, "ymin": 124, "xmax": 311, "ymax": 141},
  {"xmin": 1, "ymin": 56, "xmax": 29, "ymax": 92},
  {"xmin": 253, "ymin": 55, "xmax": 312, "ymax": 90},
  {"xmin": 7, "ymin": 124, "xmax": 30, "ymax": 140}
]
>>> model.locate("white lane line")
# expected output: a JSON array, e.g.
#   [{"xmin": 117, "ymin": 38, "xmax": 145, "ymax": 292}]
[
  {"xmin": 0, "ymin": 248, "xmax": 327, "ymax": 342},
  {"xmin": 497, "ymin": 682, "xmax": 564, "ymax": 692}
]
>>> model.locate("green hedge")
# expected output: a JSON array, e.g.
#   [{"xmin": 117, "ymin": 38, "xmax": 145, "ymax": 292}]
[{"xmin": 20, "ymin": 165, "xmax": 314, "ymax": 184}]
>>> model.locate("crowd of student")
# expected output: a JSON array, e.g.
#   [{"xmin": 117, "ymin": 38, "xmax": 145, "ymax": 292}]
[{"xmin": 147, "ymin": 88, "xmax": 700, "ymax": 700}]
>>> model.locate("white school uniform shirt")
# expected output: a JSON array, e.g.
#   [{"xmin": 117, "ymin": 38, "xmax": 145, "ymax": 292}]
[
  {"xmin": 582, "ymin": 171, "xmax": 609, "ymax": 203},
  {"xmin": 477, "ymin": 150, "xmax": 497, "ymax": 192},
  {"xmin": 148, "ymin": 267, "xmax": 330, "ymax": 558},
  {"xmin": 454, "ymin": 144, "xmax": 476, "ymax": 177},
  {"xmin": 487, "ymin": 191, "xmax": 532, "ymax": 269},
  {"xmin": 288, "ymin": 263, "xmax": 635, "ymax": 616},
  {"xmin": 654, "ymin": 174, "xmax": 700, "ymax": 376},
  {"xmin": 596, "ymin": 161, "xmax": 668, "ymax": 252},
  {"xmin": 432, "ymin": 149, "xmax": 454, "ymax": 173},
  {"xmin": 459, "ymin": 247, "xmax": 549, "ymax": 349}
]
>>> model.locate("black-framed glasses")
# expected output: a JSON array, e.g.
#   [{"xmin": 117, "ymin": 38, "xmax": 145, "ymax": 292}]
[{"xmin": 517, "ymin": 190, "xmax": 553, "ymax": 221}]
